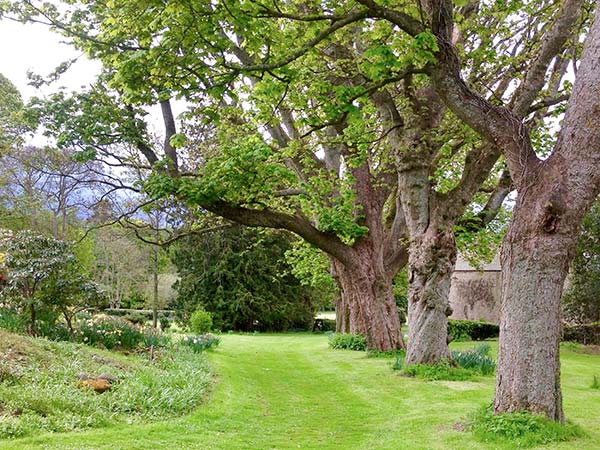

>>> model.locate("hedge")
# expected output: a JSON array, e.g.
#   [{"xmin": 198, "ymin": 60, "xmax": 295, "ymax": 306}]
[
  {"xmin": 313, "ymin": 318, "xmax": 336, "ymax": 332},
  {"xmin": 448, "ymin": 319, "xmax": 499, "ymax": 342},
  {"xmin": 562, "ymin": 323, "xmax": 600, "ymax": 345}
]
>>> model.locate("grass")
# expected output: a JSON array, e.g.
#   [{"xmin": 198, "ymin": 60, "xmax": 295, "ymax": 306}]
[
  {"xmin": 0, "ymin": 330, "xmax": 211, "ymax": 439},
  {"xmin": 470, "ymin": 407, "xmax": 584, "ymax": 448},
  {"xmin": 1, "ymin": 333, "xmax": 600, "ymax": 449}
]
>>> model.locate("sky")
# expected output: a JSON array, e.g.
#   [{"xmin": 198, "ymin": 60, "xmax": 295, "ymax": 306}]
[
  {"xmin": 0, "ymin": 18, "xmax": 172, "ymax": 143},
  {"xmin": 0, "ymin": 19, "xmax": 101, "ymax": 102}
]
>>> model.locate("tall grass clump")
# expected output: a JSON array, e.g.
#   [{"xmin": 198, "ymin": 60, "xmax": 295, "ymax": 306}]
[
  {"xmin": 76, "ymin": 314, "xmax": 169, "ymax": 350},
  {"xmin": 451, "ymin": 343, "xmax": 496, "ymax": 375},
  {"xmin": 401, "ymin": 360, "xmax": 475, "ymax": 381},
  {"xmin": 0, "ymin": 340, "xmax": 211, "ymax": 439},
  {"xmin": 328, "ymin": 333, "xmax": 367, "ymax": 351},
  {"xmin": 395, "ymin": 344, "xmax": 495, "ymax": 380},
  {"xmin": 470, "ymin": 406, "xmax": 583, "ymax": 448},
  {"xmin": 180, "ymin": 334, "xmax": 220, "ymax": 352},
  {"xmin": 592, "ymin": 375, "xmax": 600, "ymax": 389}
]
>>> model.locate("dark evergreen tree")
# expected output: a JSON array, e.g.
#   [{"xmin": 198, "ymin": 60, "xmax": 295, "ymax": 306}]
[{"xmin": 171, "ymin": 225, "xmax": 318, "ymax": 332}]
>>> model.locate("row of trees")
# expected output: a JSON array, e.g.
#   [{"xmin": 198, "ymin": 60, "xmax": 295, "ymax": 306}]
[{"xmin": 2, "ymin": 0, "xmax": 599, "ymax": 422}]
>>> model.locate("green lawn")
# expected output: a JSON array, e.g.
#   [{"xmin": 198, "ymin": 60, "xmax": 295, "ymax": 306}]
[{"xmin": 3, "ymin": 334, "xmax": 600, "ymax": 450}]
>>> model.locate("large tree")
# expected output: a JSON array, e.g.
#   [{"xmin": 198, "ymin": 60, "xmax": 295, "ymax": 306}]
[
  {"xmin": 402, "ymin": 0, "xmax": 600, "ymax": 421},
  {"xmin": 5, "ymin": 1, "xmax": 583, "ymax": 362}
]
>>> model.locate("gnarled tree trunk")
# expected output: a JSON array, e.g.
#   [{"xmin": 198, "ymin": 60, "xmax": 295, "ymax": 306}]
[
  {"xmin": 494, "ymin": 201, "xmax": 575, "ymax": 421},
  {"xmin": 405, "ymin": 224, "xmax": 455, "ymax": 365},
  {"xmin": 333, "ymin": 256, "xmax": 404, "ymax": 351}
]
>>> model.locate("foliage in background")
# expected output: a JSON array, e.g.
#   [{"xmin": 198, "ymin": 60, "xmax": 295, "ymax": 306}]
[
  {"xmin": 171, "ymin": 225, "xmax": 318, "ymax": 332},
  {"xmin": 312, "ymin": 318, "xmax": 336, "ymax": 333},
  {"xmin": 0, "ymin": 73, "xmax": 31, "ymax": 148},
  {"xmin": 284, "ymin": 241, "xmax": 338, "ymax": 311},
  {"xmin": 328, "ymin": 333, "xmax": 367, "ymax": 351},
  {"xmin": 563, "ymin": 200, "xmax": 600, "ymax": 324},
  {"xmin": 393, "ymin": 269, "xmax": 409, "ymax": 323},
  {"xmin": 448, "ymin": 319, "xmax": 500, "ymax": 342},
  {"xmin": 562, "ymin": 323, "xmax": 600, "ymax": 345}
]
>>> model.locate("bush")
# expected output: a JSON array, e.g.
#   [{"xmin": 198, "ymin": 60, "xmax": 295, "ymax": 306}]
[
  {"xmin": 313, "ymin": 318, "xmax": 336, "ymax": 332},
  {"xmin": 122, "ymin": 311, "xmax": 148, "ymax": 325},
  {"xmin": 159, "ymin": 315, "xmax": 171, "ymax": 331},
  {"xmin": 180, "ymin": 334, "xmax": 220, "ymax": 353},
  {"xmin": 328, "ymin": 333, "xmax": 367, "ymax": 351},
  {"xmin": 189, "ymin": 308, "xmax": 213, "ymax": 334},
  {"xmin": 562, "ymin": 323, "xmax": 600, "ymax": 345},
  {"xmin": 470, "ymin": 406, "xmax": 582, "ymax": 447},
  {"xmin": 448, "ymin": 319, "xmax": 499, "ymax": 342},
  {"xmin": 401, "ymin": 360, "xmax": 475, "ymax": 381},
  {"xmin": 451, "ymin": 344, "xmax": 496, "ymax": 376}
]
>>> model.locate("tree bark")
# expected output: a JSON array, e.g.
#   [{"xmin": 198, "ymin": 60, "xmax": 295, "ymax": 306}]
[
  {"xmin": 336, "ymin": 260, "xmax": 404, "ymax": 351},
  {"xmin": 28, "ymin": 303, "xmax": 36, "ymax": 336},
  {"xmin": 494, "ymin": 195, "xmax": 574, "ymax": 421},
  {"xmin": 405, "ymin": 223, "xmax": 455, "ymax": 365},
  {"xmin": 334, "ymin": 294, "xmax": 350, "ymax": 333},
  {"xmin": 493, "ymin": 1, "xmax": 600, "ymax": 421}
]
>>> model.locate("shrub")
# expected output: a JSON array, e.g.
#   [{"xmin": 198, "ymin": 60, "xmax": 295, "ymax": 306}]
[
  {"xmin": 328, "ymin": 333, "xmax": 367, "ymax": 351},
  {"xmin": 122, "ymin": 311, "xmax": 148, "ymax": 325},
  {"xmin": 451, "ymin": 344, "xmax": 496, "ymax": 376},
  {"xmin": 38, "ymin": 321, "xmax": 72, "ymax": 342},
  {"xmin": 470, "ymin": 406, "xmax": 582, "ymax": 447},
  {"xmin": 313, "ymin": 318, "xmax": 336, "ymax": 332},
  {"xmin": 180, "ymin": 334, "xmax": 220, "ymax": 353},
  {"xmin": 448, "ymin": 319, "xmax": 499, "ymax": 342},
  {"xmin": 189, "ymin": 308, "xmax": 213, "ymax": 334},
  {"xmin": 392, "ymin": 353, "xmax": 404, "ymax": 371},
  {"xmin": 562, "ymin": 323, "xmax": 600, "ymax": 345},
  {"xmin": 159, "ymin": 315, "xmax": 171, "ymax": 331}
]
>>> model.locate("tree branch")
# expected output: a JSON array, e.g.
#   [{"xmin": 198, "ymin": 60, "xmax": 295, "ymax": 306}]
[
  {"xmin": 203, "ymin": 201, "xmax": 355, "ymax": 267},
  {"xmin": 160, "ymin": 99, "xmax": 179, "ymax": 176}
]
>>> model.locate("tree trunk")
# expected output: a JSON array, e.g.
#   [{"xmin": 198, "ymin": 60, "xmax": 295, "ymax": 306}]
[
  {"xmin": 334, "ymin": 294, "xmax": 350, "ymax": 333},
  {"xmin": 152, "ymin": 245, "xmax": 159, "ymax": 329},
  {"xmin": 28, "ymin": 303, "xmax": 37, "ymax": 336},
  {"xmin": 494, "ymin": 193, "xmax": 577, "ymax": 422},
  {"xmin": 405, "ymin": 224, "xmax": 455, "ymax": 365},
  {"xmin": 336, "ymin": 258, "xmax": 404, "ymax": 351}
]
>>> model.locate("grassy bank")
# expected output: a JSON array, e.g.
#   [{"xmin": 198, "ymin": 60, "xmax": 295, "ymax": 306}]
[
  {"xmin": 2, "ymin": 333, "xmax": 600, "ymax": 449},
  {"xmin": 0, "ymin": 330, "xmax": 212, "ymax": 439}
]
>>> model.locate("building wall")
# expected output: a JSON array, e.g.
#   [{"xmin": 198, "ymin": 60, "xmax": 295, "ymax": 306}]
[
  {"xmin": 449, "ymin": 271, "xmax": 501, "ymax": 323},
  {"xmin": 448, "ymin": 255, "xmax": 502, "ymax": 324}
]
